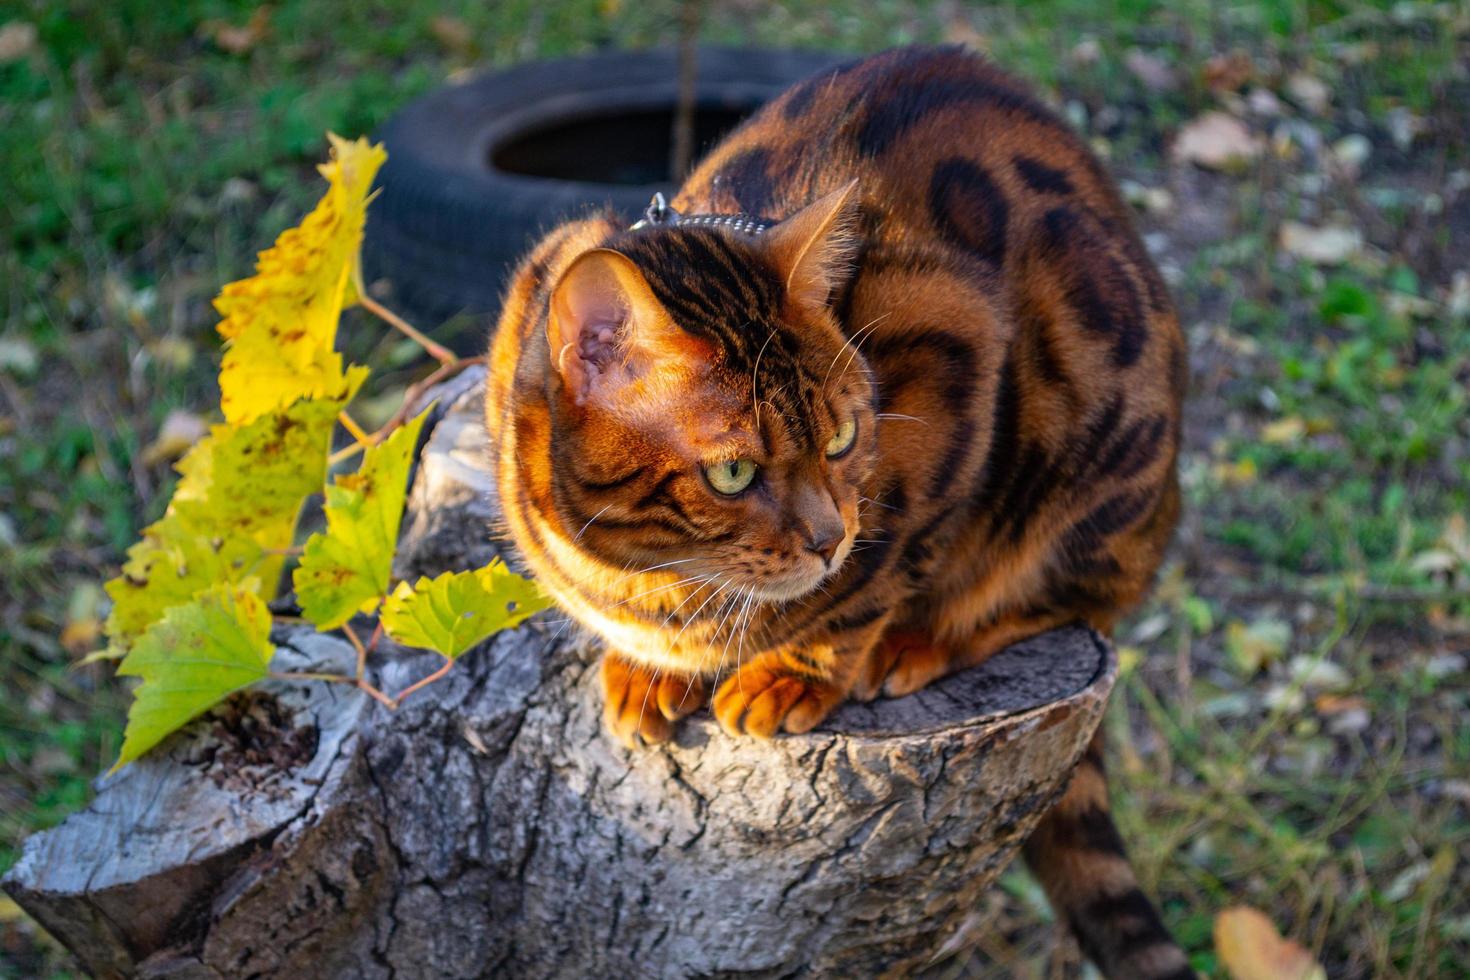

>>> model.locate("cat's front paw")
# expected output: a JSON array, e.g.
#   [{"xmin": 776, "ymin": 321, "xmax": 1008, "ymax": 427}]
[
  {"xmin": 601, "ymin": 653, "xmax": 707, "ymax": 748},
  {"xmin": 853, "ymin": 629, "xmax": 952, "ymax": 700},
  {"xmin": 712, "ymin": 653, "xmax": 845, "ymax": 738}
]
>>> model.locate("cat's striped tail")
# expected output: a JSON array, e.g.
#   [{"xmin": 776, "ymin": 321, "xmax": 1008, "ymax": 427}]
[{"xmin": 1021, "ymin": 731, "xmax": 1194, "ymax": 979}]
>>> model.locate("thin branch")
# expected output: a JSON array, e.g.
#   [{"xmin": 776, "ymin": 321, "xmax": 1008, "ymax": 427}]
[
  {"xmin": 379, "ymin": 355, "xmax": 486, "ymax": 436},
  {"xmin": 358, "ymin": 291, "xmax": 456, "ymax": 365},
  {"xmin": 392, "ymin": 657, "xmax": 455, "ymax": 707},
  {"xmin": 327, "ymin": 356, "xmax": 486, "ymax": 471}
]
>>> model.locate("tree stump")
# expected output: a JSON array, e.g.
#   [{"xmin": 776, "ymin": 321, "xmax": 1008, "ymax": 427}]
[{"xmin": 4, "ymin": 368, "xmax": 1117, "ymax": 979}]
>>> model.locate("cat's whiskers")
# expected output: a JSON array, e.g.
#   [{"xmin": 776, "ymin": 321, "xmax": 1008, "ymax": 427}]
[
  {"xmin": 633, "ymin": 575, "xmax": 732, "ymax": 742},
  {"xmin": 823, "ymin": 312, "xmax": 891, "ymax": 386},
  {"xmin": 709, "ymin": 584, "xmax": 752, "ymax": 696},
  {"xmin": 832, "ymin": 315, "xmax": 889, "ymax": 385},
  {"xmin": 634, "ymin": 663, "xmax": 663, "ymax": 747},
  {"xmin": 690, "ymin": 584, "xmax": 748, "ymax": 706},
  {"xmin": 858, "ymin": 493, "xmax": 899, "ymax": 512},
  {"xmin": 733, "ymin": 586, "xmax": 762, "ymax": 695},
  {"xmin": 655, "ymin": 576, "xmax": 717, "ymax": 637},
  {"xmin": 751, "ymin": 328, "xmax": 778, "ymax": 423},
  {"xmin": 606, "ymin": 556, "xmax": 701, "ymax": 589},
  {"xmin": 665, "ymin": 575, "xmax": 731, "ymax": 656},
  {"xmin": 573, "ymin": 503, "xmax": 615, "ymax": 542},
  {"xmin": 877, "ymin": 412, "xmax": 929, "ymax": 426},
  {"xmin": 610, "ymin": 575, "xmax": 709, "ymax": 609}
]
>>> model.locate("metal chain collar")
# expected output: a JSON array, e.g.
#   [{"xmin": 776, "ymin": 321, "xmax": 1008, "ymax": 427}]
[{"xmin": 628, "ymin": 192, "xmax": 774, "ymax": 236}]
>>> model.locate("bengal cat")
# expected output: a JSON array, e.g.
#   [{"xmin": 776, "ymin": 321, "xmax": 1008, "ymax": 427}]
[{"xmin": 485, "ymin": 45, "xmax": 1190, "ymax": 979}]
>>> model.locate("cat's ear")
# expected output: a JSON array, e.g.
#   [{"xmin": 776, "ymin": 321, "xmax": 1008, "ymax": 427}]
[
  {"xmin": 547, "ymin": 248, "xmax": 704, "ymax": 406},
  {"xmin": 764, "ymin": 179, "xmax": 861, "ymax": 309}
]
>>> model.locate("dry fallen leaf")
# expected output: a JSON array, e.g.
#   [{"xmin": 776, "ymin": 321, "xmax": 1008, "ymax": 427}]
[
  {"xmin": 430, "ymin": 15, "xmax": 473, "ymax": 55},
  {"xmin": 1226, "ymin": 617, "xmax": 1291, "ymax": 674},
  {"xmin": 1126, "ymin": 49, "xmax": 1177, "ymax": 92},
  {"xmin": 1278, "ymin": 221, "xmax": 1363, "ymax": 265},
  {"xmin": 61, "ymin": 582, "xmax": 107, "ymax": 657},
  {"xmin": 1203, "ymin": 51, "xmax": 1256, "ymax": 93},
  {"xmin": 1070, "ymin": 38, "xmax": 1102, "ymax": 67},
  {"xmin": 1211, "ymin": 454, "xmax": 1258, "ymax": 488},
  {"xmin": 204, "ymin": 6, "xmax": 271, "ymax": 55},
  {"xmin": 1261, "ymin": 416, "xmax": 1306, "ymax": 445},
  {"xmin": 142, "ymin": 410, "xmax": 210, "ymax": 466},
  {"xmin": 1215, "ymin": 906, "xmax": 1325, "ymax": 980},
  {"xmin": 0, "ymin": 20, "xmax": 37, "ymax": 63},
  {"xmin": 1173, "ymin": 112, "xmax": 1262, "ymax": 172},
  {"xmin": 1285, "ymin": 72, "xmax": 1331, "ymax": 114}
]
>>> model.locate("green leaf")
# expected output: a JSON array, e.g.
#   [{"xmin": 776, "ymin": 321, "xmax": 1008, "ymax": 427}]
[
  {"xmin": 103, "ymin": 388, "xmax": 361, "ymax": 653},
  {"xmin": 104, "ymin": 511, "xmax": 273, "ymax": 650},
  {"xmin": 112, "ymin": 583, "xmax": 275, "ymax": 771},
  {"xmin": 381, "ymin": 560, "xmax": 550, "ymax": 659},
  {"xmin": 293, "ymin": 408, "xmax": 431, "ymax": 629}
]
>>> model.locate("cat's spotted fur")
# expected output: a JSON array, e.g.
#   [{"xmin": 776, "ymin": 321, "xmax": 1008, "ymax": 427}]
[{"xmin": 486, "ymin": 46, "xmax": 1188, "ymax": 979}]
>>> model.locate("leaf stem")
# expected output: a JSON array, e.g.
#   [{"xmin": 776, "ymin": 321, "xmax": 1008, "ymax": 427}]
[
  {"xmin": 271, "ymin": 667, "xmax": 397, "ymax": 709},
  {"xmin": 343, "ymin": 621, "xmax": 369, "ymax": 680},
  {"xmin": 337, "ymin": 411, "xmax": 373, "ymax": 447},
  {"xmin": 325, "ymin": 355, "xmax": 485, "ymax": 471},
  {"xmin": 328, "ymin": 441, "xmax": 365, "ymax": 466},
  {"xmin": 356, "ymin": 678, "xmax": 398, "ymax": 710},
  {"xmin": 392, "ymin": 657, "xmax": 454, "ymax": 707},
  {"xmin": 359, "ymin": 292, "xmax": 456, "ymax": 365},
  {"xmin": 272, "ymin": 669, "xmax": 353, "ymax": 684}
]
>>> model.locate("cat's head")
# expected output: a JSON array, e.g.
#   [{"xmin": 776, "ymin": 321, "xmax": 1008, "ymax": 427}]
[{"xmin": 541, "ymin": 182, "xmax": 875, "ymax": 602}]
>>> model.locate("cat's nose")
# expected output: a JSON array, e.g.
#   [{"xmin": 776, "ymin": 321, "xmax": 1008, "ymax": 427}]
[{"xmin": 803, "ymin": 526, "xmax": 842, "ymax": 565}]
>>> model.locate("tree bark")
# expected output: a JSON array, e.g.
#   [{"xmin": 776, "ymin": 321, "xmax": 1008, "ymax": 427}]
[{"xmin": 4, "ymin": 368, "xmax": 1117, "ymax": 979}]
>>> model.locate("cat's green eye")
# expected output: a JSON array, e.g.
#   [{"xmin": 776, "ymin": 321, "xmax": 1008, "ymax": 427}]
[
  {"xmin": 704, "ymin": 458, "xmax": 758, "ymax": 495},
  {"xmin": 825, "ymin": 418, "xmax": 857, "ymax": 458}
]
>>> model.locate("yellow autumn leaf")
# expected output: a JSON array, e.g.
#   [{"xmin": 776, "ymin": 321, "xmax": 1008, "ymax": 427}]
[
  {"xmin": 213, "ymin": 133, "xmax": 385, "ymax": 423},
  {"xmin": 219, "ymin": 329, "xmax": 368, "ymax": 427},
  {"xmin": 173, "ymin": 382, "xmax": 360, "ymax": 540},
  {"xmin": 1212, "ymin": 457, "xmax": 1258, "ymax": 487},
  {"xmin": 1215, "ymin": 906, "xmax": 1324, "ymax": 980},
  {"xmin": 105, "ymin": 389, "xmax": 359, "ymax": 653},
  {"xmin": 1261, "ymin": 416, "xmax": 1306, "ymax": 445}
]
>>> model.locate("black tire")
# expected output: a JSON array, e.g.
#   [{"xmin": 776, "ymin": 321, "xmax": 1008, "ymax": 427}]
[{"xmin": 362, "ymin": 46, "xmax": 846, "ymax": 343}]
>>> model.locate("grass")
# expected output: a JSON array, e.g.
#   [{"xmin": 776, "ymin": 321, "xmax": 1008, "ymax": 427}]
[{"xmin": 1, "ymin": 0, "xmax": 1468, "ymax": 977}]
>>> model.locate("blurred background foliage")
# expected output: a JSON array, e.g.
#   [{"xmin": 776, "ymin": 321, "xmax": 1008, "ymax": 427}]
[{"xmin": 0, "ymin": 1, "xmax": 1467, "ymax": 977}]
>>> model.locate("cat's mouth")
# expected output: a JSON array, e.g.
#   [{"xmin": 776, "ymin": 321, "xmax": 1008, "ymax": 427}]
[{"xmin": 742, "ymin": 534, "xmax": 855, "ymax": 603}]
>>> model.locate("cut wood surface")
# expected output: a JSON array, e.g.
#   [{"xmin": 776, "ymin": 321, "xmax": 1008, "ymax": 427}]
[{"xmin": 5, "ymin": 368, "xmax": 1117, "ymax": 979}]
